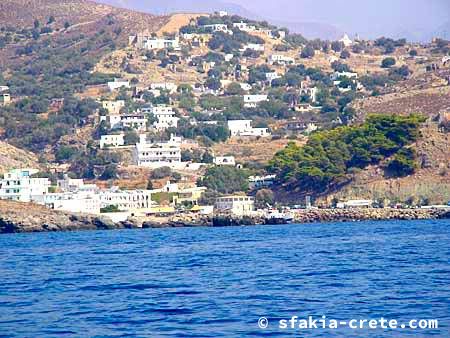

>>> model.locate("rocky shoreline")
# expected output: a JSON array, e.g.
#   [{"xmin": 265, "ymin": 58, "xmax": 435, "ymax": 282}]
[
  {"xmin": 293, "ymin": 207, "xmax": 450, "ymax": 223},
  {"xmin": 0, "ymin": 200, "xmax": 449, "ymax": 234}
]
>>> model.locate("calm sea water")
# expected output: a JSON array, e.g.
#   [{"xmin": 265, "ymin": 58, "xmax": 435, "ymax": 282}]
[{"xmin": 0, "ymin": 220, "xmax": 449, "ymax": 337}]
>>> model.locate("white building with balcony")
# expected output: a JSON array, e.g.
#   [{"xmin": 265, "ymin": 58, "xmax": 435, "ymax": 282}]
[
  {"xmin": 0, "ymin": 169, "xmax": 51, "ymax": 202},
  {"xmin": 152, "ymin": 105, "xmax": 179, "ymax": 131},
  {"xmin": 227, "ymin": 120, "xmax": 270, "ymax": 137},
  {"xmin": 215, "ymin": 195, "xmax": 255, "ymax": 216},
  {"xmin": 119, "ymin": 113, "xmax": 147, "ymax": 131},
  {"xmin": 101, "ymin": 113, "xmax": 147, "ymax": 131},
  {"xmin": 133, "ymin": 135, "xmax": 182, "ymax": 169},
  {"xmin": 100, "ymin": 187, "xmax": 153, "ymax": 212}
]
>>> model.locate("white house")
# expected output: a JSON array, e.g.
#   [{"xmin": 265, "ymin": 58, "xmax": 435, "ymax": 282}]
[
  {"xmin": 240, "ymin": 43, "xmax": 265, "ymax": 52},
  {"xmin": 40, "ymin": 192, "xmax": 101, "ymax": 214},
  {"xmin": 243, "ymin": 94, "xmax": 268, "ymax": 108},
  {"xmin": 100, "ymin": 134, "xmax": 125, "ymax": 149},
  {"xmin": 57, "ymin": 176, "xmax": 87, "ymax": 192},
  {"xmin": 0, "ymin": 85, "xmax": 9, "ymax": 92},
  {"xmin": 202, "ymin": 24, "xmax": 232, "ymax": 34},
  {"xmin": 232, "ymin": 21, "xmax": 256, "ymax": 32},
  {"xmin": 107, "ymin": 78, "xmax": 130, "ymax": 91},
  {"xmin": 0, "ymin": 169, "xmax": 51, "ymax": 202},
  {"xmin": 269, "ymin": 54, "xmax": 295, "ymax": 65},
  {"xmin": 151, "ymin": 105, "xmax": 179, "ymax": 131},
  {"xmin": 143, "ymin": 36, "xmax": 180, "ymax": 50},
  {"xmin": 215, "ymin": 195, "xmax": 255, "ymax": 216},
  {"xmin": 248, "ymin": 175, "xmax": 276, "ymax": 190},
  {"xmin": 133, "ymin": 135, "xmax": 182, "ymax": 169},
  {"xmin": 227, "ymin": 120, "xmax": 271, "ymax": 137},
  {"xmin": 213, "ymin": 156, "xmax": 236, "ymax": 166},
  {"xmin": 102, "ymin": 100, "xmax": 125, "ymax": 115},
  {"xmin": 330, "ymin": 71, "xmax": 358, "ymax": 81}
]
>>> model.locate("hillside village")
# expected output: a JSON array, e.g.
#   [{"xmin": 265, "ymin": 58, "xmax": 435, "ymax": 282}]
[{"xmin": 0, "ymin": 1, "xmax": 449, "ymax": 224}]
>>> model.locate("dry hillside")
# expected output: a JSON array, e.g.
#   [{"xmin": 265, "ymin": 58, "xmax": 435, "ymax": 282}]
[
  {"xmin": 0, "ymin": 0, "xmax": 169, "ymax": 68},
  {"xmin": 0, "ymin": 0, "xmax": 168, "ymax": 33},
  {"xmin": 157, "ymin": 13, "xmax": 205, "ymax": 35},
  {"xmin": 212, "ymin": 137, "xmax": 306, "ymax": 164},
  {"xmin": 0, "ymin": 141, "xmax": 40, "ymax": 174},
  {"xmin": 353, "ymin": 86, "xmax": 450, "ymax": 119}
]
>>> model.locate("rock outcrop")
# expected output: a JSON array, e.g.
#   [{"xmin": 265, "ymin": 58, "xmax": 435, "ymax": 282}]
[
  {"xmin": 293, "ymin": 208, "xmax": 450, "ymax": 223},
  {"xmin": 0, "ymin": 200, "xmax": 131, "ymax": 233}
]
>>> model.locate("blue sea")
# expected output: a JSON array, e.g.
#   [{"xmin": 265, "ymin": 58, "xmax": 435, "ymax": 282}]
[{"xmin": 0, "ymin": 220, "xmax": 449, "ymax": 337}]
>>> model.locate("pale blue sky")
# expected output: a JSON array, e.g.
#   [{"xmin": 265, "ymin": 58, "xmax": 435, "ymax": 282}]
[
  {"xmin": 97, "ymin": 0, "xmax": 450, "ymax": 41},
  {"xmin": 226, "ymin": 0, "xmax": 449, "ymax": 39}
]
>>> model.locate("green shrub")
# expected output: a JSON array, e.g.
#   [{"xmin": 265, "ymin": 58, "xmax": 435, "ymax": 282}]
[
  {"xmin": 381, "ymin": 57, "xmax": 396, "ymax": 68},
  {"xmin": 385, "ymin": 148, "xmax": 417, "ymax": 177},
  {"xmin": 268, "ymin": 114, "xmax": 425, "ymax": 194},
  {"xmin": 198, "ymin": 166, "xmax": 250, "ymax": 194}
]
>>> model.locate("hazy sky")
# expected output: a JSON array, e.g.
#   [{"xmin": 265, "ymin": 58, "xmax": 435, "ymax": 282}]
[
  {"xmin": 226, "ymin": 0, "xmax": 450, "ymax": 39},
  {"xmin": 97, "ymin": 0, "xmax": 450, "ymax": 41}
]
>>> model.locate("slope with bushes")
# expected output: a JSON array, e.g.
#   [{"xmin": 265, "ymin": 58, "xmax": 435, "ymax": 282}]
[{"xmin": 268, "ymin": 114, "xmax": 425, "ymax": 195}]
